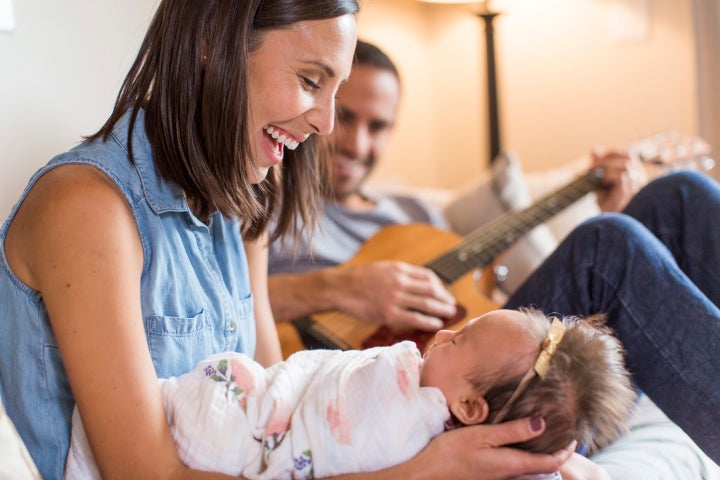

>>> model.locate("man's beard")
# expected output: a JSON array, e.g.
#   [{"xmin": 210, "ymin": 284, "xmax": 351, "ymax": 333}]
[{"xmin": 330, "ymin": 151, "xmax": 376, "ymax": 201}]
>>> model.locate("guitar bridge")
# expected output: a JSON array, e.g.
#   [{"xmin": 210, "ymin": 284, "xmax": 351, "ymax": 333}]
[{"xmin": 292, "ymin": 317, "xmax": 352, "ymax": 350}]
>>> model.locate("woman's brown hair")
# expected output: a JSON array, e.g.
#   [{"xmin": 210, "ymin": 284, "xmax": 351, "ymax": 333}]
[{"xmin": 87, "ymin": 0, "xmax": 359, "ymax": 241}]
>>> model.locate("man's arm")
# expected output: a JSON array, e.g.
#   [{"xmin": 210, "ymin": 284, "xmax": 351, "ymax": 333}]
[{"xmin": 269, "ymin": 260, "xmax": 456, "ymax": 331}]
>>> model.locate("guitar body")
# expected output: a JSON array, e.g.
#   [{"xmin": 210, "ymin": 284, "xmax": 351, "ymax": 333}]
[{"xmin": 278, "ymin": 224, "xmax": 499, "ymax": 358}]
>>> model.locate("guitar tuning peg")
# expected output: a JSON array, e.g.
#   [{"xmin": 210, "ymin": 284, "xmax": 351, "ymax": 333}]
[
  {"xmin": 697, "ymin": 156, "xmax": 716, "ymax": 172},
  {"xmin": 494, "ymin": 264, "xmax": 509, "ymax": 283}
]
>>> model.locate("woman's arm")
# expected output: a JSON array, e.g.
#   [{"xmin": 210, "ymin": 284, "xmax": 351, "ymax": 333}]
[
  {"xmin": 7, "ymin": 165, "xmax": 234, "ymax": 479},
  {"xmin": 245, "ymin": 233, "xmax": 283, "ymax": 367}
]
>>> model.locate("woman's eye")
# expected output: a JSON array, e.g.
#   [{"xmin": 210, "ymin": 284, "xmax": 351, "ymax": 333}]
[{"xmin": 302, "ymin": 76, "xmax": 320, "ymax": 90}]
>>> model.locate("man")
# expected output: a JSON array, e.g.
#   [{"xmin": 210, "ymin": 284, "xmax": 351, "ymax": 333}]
[
  {"xmin": 268, "ymin": 40, "xmax": 720, "ymax": 479},
  {"xmin": 268, "ymin": 40, "xmax": 638, "ymax": 333}
]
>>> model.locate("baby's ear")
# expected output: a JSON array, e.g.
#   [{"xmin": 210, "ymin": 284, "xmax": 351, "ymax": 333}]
[{"xmin": 450, "ymin": 392, "xmax": 488, "ymax": 426}]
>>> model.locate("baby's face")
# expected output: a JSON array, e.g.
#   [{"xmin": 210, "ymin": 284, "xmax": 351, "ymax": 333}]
[{"xmin": 420, "ymin": 310, "xmax": 538, "ymax": 407}]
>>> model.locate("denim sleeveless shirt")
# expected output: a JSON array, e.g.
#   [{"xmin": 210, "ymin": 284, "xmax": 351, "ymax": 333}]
[{"xmin": 0, "ymin": 110, "xmax": 255, "ymax": 479}]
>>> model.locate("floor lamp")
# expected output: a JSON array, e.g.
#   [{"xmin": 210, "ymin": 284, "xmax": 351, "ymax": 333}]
[{"xmin": 417, "ymin": 0, "xmax": 502, "ymax": 165}]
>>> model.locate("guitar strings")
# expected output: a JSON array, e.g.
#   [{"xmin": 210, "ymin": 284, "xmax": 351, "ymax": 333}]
[{"xmin": 428, "ymin": 170, "xmax": 604, "ymax": 283}]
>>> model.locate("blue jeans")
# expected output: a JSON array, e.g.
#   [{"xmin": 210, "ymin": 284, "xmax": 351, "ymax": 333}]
[{"xmin": 505, "ymin": 171, "xmax": 720, "ymax": 464}]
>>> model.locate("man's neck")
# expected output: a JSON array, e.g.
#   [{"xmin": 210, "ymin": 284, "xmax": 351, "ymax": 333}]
[{"xmin": 335, "ymin": 191, "xmax": 376, "ymax": 212}]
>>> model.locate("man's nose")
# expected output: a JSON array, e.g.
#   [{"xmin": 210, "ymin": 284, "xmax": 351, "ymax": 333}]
[{"xmin": 338, "ymin": 123, "xmax": 371, "ymax": 159}]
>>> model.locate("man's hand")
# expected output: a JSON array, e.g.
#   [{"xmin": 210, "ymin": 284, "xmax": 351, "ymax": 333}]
[
  {"xmin": 591, "ymin": 148, "xmax": 647, "ymax": 212},
  {"xmin": 337, "ymin": 260, "xmax": 457, "ymax": 331}
]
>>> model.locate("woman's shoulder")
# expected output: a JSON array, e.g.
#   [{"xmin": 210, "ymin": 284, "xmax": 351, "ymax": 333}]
[
  {"xmin": 6, "ymin": 163, "xmax": 141, "ymax": 290},
  {"xmin": 24, "ymin": 164, "xmax": 131, "ymax": 225}
]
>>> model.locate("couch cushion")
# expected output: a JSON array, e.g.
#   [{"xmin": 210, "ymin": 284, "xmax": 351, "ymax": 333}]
[{"xmin": 443, "ymin": 151, "xmax": 559, "ymax": 295}]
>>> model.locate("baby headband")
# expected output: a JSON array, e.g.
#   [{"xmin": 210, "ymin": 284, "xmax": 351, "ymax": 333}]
[{"xmin": 491, "ymin": 318, "xmax": 567, "ymax": 424}]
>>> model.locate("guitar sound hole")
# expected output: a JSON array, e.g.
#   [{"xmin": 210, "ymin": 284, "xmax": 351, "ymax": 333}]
[{"xmin": 362, "ymin": 303, "xmax": 468, "ymax": 351}]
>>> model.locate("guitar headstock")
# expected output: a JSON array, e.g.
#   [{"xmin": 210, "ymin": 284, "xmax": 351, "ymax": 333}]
[{"xmin": 629, "ymin": 130, "xmax": 715, "ymax": 176}]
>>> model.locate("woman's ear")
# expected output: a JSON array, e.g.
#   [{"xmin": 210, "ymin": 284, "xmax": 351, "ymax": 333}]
[{"xmin": 450, "ymin": 392, "xmax": 488, "ymax": 426}]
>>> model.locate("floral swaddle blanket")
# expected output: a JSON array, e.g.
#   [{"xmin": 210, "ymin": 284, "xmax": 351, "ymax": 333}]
[{"xmin": 64, "ymin": 341, "xmax": 449, "ymax": 479}]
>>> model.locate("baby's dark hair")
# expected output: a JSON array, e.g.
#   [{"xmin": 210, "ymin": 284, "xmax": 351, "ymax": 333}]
[{"xmin": 473, "ymin": 308, "xmax": 636, "ymax": 455}]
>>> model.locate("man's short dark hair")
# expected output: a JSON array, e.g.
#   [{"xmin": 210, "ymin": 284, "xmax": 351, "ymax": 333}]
[{"xmin": 354, "ymin": 39, "xmax": 400, "ymax": 82}]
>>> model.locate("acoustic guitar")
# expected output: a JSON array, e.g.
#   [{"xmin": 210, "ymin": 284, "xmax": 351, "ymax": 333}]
[{"xmin": 278, "ymin": 133, "xmax": 713, "ymax": 358}]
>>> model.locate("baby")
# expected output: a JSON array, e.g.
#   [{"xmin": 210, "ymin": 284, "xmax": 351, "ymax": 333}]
[
  {"xmin": 64, "ymin": 308, "xmax": 636, "ymax": 479},
  {"xmin": 427, "ymin": 307, "xmax": 637, "ymax": 455}
]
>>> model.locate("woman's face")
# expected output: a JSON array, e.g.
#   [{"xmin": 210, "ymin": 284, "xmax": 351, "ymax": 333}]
[{"xmin": 247, "ymin": 14, "xmax": 357, "ymax": 183}]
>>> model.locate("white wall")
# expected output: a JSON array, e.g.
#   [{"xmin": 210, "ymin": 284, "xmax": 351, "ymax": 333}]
[{"xmin": 0, "ymin": 0, "xmax": 156, "ymax": 219}]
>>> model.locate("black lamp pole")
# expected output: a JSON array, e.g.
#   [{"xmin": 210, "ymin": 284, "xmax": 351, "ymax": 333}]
[{"xmin": 478, "ymin": 9, "xmax": 501, "ymax": 165}]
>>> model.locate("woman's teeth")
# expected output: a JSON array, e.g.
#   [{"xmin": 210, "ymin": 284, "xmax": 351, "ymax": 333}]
[{"xmin": 264, "ymin": 126, "xmax": 300, "ymax": 151}]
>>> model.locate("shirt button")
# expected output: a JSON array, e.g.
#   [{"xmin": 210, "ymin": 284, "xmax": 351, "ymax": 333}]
[{"xmin": 228, "ymin": 320, "xmax": 237, "ymax": 332}]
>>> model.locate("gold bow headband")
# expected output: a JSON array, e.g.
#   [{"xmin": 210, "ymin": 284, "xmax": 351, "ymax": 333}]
[{"xmin": 491, "ymin": 318, "xmax": 567, "ymax": 424}]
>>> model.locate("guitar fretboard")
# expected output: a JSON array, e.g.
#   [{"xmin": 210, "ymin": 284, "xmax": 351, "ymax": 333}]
[{"xmin": 427, "ymin": 168, "xmax": 605, "ymax": 284}]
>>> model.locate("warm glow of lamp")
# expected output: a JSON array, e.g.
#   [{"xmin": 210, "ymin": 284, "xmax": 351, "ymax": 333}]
[
  {"xmin": 417, "ymin": 0, "xmax": 503, "ymax": 165},
  {"xmin": 416, "ymin": 0, "xmax": 494, "ymax": 12}
]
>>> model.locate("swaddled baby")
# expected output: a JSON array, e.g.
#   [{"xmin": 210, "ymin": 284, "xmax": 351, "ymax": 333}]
[{"xmin": 65, "ymin": 308, "xmax": 636, "ymax": 479}]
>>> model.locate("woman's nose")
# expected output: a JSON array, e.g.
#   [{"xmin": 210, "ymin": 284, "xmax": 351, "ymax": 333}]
[{"xmin": 307, "ymin": 94, "xmax": 336, "ymax": 136}]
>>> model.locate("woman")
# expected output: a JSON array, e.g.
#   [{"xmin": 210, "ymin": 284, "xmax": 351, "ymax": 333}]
[{"xmin": 0, "ymin": 1, "xmax": 571, "ymax": 479}]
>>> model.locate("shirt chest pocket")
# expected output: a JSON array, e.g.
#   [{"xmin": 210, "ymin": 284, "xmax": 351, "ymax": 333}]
[{"xmin": 145, "ymin": 310, "xmax": 214, "ymax": 378}]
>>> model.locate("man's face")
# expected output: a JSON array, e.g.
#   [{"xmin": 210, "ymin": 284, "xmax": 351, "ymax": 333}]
[{"xmin": 330, "ymin": 64, "xmax": 401, "ymax": 200}]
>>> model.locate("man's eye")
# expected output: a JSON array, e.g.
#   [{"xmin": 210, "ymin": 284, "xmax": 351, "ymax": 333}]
[{"xmin": 369, "ymin": 122, "xmax": 389, "ymax": 134}]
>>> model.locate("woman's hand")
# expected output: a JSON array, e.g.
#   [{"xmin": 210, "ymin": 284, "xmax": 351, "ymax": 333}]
[
  {"xmin": 558, "ymin": 453, "xmax": 611, "ymax": 480},
  {"xmin": 325, "ymin": 417, "xmax": 575, "ymax": 480},
  {"xmin": 411, "ymin": 418, "xmax": 575, "ymax": 480}
]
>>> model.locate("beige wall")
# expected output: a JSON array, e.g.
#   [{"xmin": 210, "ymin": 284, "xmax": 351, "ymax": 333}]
[
  {"xmin": 358, "ymin": 0, "xmax": 699, "ymax": 189},
  {"xmin": 0, "ymin": 0, "xmax": 701, "ymax": 218}
]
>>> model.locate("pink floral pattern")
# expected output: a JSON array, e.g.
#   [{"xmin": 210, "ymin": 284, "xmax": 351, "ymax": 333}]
[
  {"xmin": 204, "ymin": 357, "xmax": 247, "ymax": 406},
  {"xmin": 396, "ymin": 349, "xmax": 421, "ymax": 399},
  {"xmin": 264, "ymin": 398, "xmax": 292, "ymax": 453},
  {"xmin": 326, "ymin": 397, "xmax": 351, "ymax": 445},
  {"xmin": 230, "ymin": 357, "xmax": 256, "ymax": 409}
]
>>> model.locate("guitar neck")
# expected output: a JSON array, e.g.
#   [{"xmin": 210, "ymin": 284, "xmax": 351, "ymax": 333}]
[{"xmin": 428, "ymin": 168, "xmax": 605, "ymax": 284}]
